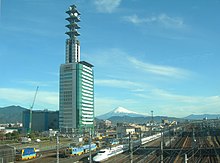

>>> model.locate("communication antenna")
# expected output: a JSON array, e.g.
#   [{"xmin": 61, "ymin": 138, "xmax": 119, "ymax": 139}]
[{"xmin": 151, "ymin": 110, "xmax": 154, "ymax": 124}]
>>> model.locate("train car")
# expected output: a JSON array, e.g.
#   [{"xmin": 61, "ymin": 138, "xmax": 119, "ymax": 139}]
[
  {"xmin": 141, "ymin": 133, "xmax": 161, "ymax": 145},
  {"xmin": 110, "ymin": 139, "xmax": 119, "ymax": 146},
  {"xmin": 93, "ymin": 145, "xmax": 124, "ymax": 162},
  {"xmin": 133, "ymin": 139, "xmax": 141, "ymax": 148},
  {"xmin": 83, "ymin": 143, "xmax": 97, "ymax": 153},
  {"xmin": 65, "ymin": 147, "xmax": 84, "ymax": 156},
  {"xmin": 65, "ymin": 143, "xmax": 97, "ymax": 157},
  {"xmin": 16, "ymin": 148, "xmax": 36, "ymax": 161}
]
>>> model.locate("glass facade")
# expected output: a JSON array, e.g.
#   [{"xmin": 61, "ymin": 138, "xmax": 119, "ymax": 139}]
[
  {"xmin": 59, "ymin": 63, "xmax": 94, "ymax": 133},
  {"xmin": 22, "ymin": 110, "xmax": 59, "ymax": 133}
]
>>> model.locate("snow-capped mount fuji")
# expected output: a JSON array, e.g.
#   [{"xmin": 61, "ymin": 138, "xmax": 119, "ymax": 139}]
[{"xmin": 97, "ymin": 107, "xmax": 148, "ymax": 120}]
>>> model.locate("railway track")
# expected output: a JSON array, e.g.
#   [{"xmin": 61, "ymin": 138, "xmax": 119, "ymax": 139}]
[
  {"xmin": 172, "ymin": 136, "xmax": 189, "ymax": 163},
  {"xmin": 135, "ymin": 125, "xmax": 220, "ymax": 163},
  {"xmin": 104, "ymin": 152, "xmax": 130, "ymax": 163},
  {"xmin": 124, "ymin": 132, "xmax": 220, "ymax": 163},
  {"xmin": 25, "ymin": 128, "xmax": 220, "ymax": 163}
]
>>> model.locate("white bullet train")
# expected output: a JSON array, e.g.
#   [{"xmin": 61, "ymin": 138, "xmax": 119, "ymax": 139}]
[
  {"xmin": 141, "ymin": 133, "xmax": 161, "ymax": 145},
  {"xmin": 93, "ymin": 133, "xmax": 162, "ymax": 162},
  {"xmin": 93, "ymin": 145, "xmax": 124, "ymax": 162}
]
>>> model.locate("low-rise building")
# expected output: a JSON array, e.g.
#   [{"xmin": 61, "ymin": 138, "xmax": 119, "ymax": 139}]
[
  {"xmin": 22, "ymin": 110, "xmax": 59, "ymax": 133},
  {"xmin": 129, "ymin": 124, "xmax": 150, "ymax": 132},
  {"xmin": 104, "ymin": 120, "xmax": 112, "ymax": 127},
  {"xmin": 116, "ymin": 123, "xmax": 135, "ymax": 138},
  {"xmin": 162, "ymin": 119, "xmax": 169, "ymax": 125},
  {"xmin": 96, "ymin": 120, "xmax": 112, "ymax": 129},
  {"xmin": 0, "ymin": 127, "xmax": 18, "ymax": 134}
]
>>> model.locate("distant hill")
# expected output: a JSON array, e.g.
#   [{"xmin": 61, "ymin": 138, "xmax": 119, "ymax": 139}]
[
  {"xmin": 105, "ymin": 116, "xmax": 183, "ymax": 125},
  {"xmin": 184, "ymin": 114, "xmax": 220, "ymax": 120},
  {"xmin": 96, "ymin": 106, "xmax": 184, "ymax": 124},
  {"xmin": 0, "ymin": 105, "xmax": 28, "ymax": 123}
]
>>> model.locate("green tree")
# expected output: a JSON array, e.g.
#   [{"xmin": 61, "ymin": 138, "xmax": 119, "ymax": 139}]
[
  {"xmin": 11, "ymin": 131, "xmax": 19, "ymax": 140},
  {"xmin": 28, "ymin": 132, "xmax": 36, "ymax": 139},
  {"xmin": 0, "ymin": 131, "xmax": 5, "ymax": 141},
  {"xmin": 5, "ymin": 133, "xmax": 11, "ymax": 140}
]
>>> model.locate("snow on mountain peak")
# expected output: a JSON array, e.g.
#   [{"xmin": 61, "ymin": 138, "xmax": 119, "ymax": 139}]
[
  {"xmin": 113, "ymin": 107, "xmax": 138, "ymax": 114},
  {"xmin": 97, "ymin": 106, "xmax": 147, "ymax": 120}
]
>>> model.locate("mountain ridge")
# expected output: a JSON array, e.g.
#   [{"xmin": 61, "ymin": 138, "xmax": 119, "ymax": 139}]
[
  {"xmin": 184, "ymin": 114, "xmax": 220, "ymax": 120},
  {"xmin": 1, "ymin": 105, "xmax": 220, "ymax": 124},
  {"xmin": 107, "ymin": 115, "xmax": 182, "ymax": 124},
  {"xmin": 0, "ymin": 105, "xmax": 28, "ymax": 123}
]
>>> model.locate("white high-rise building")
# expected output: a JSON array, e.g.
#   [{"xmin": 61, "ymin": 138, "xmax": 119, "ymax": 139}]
[{"xmin": 59, "ymin": 5, "xmax": 94, "ymax": 133}]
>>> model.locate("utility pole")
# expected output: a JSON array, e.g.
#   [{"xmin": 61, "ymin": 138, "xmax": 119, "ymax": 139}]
[
  {"xmin": 169, "ymin": 127, "xmax": 171, "ymax": 148},
  {"xmin": 56, "ymin": 133, "xmax": 59, "ymax": 163},
  {"xmin": 192, "ymin": 127, "xmax": 195, "ymax": 162},
  {"xmin": 150, "ymin": 110, "xmax": 154, "ymax": 136},
  {"xmin": 151, "ymin": 110, "xmax": 154, "ymax": 124},
  {"xmin": 129, "ymin": 132, "xmax": 133, "ymax": 163},
  {"xmin": 139, "ymin": 130, "xmax": 142, "ymax": 146},
  {"xmin": 184, "ymin": 154, "xmax": 188, "ymax": 163},
  {"xmin": 89, "ymin": 128, "xmax": 92, "ymax": 163},
  {"xmin": 160, "ymin": 141, "xmax": 163, "ymax": 163},
  {"xmin": 160, "ymin": 128, "xmax": 164, "ymax": 163}
]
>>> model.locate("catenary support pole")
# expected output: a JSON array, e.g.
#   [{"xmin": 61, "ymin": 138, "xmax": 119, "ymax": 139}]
[
  {"xmin": 160, "ymin": 140, "xmax": 163, "ymax": 163},
  {"xmin": 184, "ymin": 154, "xmax": 187, "ymax": 163},
  {"xmin": 129, "ymin": 132, "xmax": 133, "ymax": 163},
  {"xmin": 56, "ymin": 133, "xmax": 59, "ymax": 163},
  {"xmin": 89, "ymin": 128, "xmax": 92, "ymax": 163}
]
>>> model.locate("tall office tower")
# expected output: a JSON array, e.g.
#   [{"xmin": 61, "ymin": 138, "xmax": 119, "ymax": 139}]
[{"xmin": 59, "ymin": 5, "xmax": 94, "ymax": 133}]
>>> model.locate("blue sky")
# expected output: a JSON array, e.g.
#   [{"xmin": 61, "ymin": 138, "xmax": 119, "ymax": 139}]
[{"xmin": 0, "ymin": 0, "xmax": 220, "ymax": 117}]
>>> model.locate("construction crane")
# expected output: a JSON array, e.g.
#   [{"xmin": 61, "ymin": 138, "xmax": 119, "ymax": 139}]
[{"xmin": 28, "ymin": 86, "xmax": 39, "ymax": 134}]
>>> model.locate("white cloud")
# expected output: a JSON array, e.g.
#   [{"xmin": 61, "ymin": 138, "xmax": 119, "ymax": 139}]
[
  {"xmin": 94, "ymin": 0, "xmax": 122, "ymax": 13},
  {"xmin": 152, "ymin": 89, "xmax": 220, "ymax": 104},
  {"xmin": 95, "ymin": 79, "xmax": 215, "ymax": 117},
  {"xmin": 135, "ymin": 89, "xmax": 220, "ymax": 117},
  {"xmin": 86, "ymin": 48, "xmax": 191, "ymax": 79},
  {"xmin": 151, "ymin": 89, "xmax": 220, "ymax": 116},
  {"xmin": 95, "ymin": 79, "xmax": 147, "ymax": 91},
  {"xmin": 128, "ymin": 57, "xmax": 190, "ymax": 78},
  {"xmin": 16, "ymin": 80, "xmax": 58, "ymax": 87},
  {"xmin": 124, "ymin": 15, "xmax": 145, "ymax": 24},
  {"xmin": 0, "ymin": 88, "xmax": 58, "ymax": 110},
  {"xmin": 158, "ymin": 14, "xmax": 184, "ymax": 28},
  {"xmin": 124, "ymin": 14, "xmax": 185, "ymax": 29},
  {"xmin": 159, "ymin": 103, "xmax": 220, "ymax": 117},
  {"xmin": 123, "ymin": 14, "xmax": 156, "ymax": 24}
]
